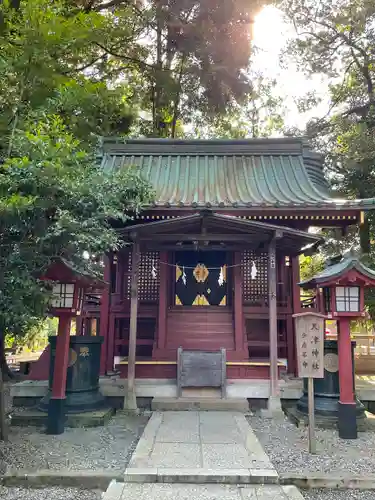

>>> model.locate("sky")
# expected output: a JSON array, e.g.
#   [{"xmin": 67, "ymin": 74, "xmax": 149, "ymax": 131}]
[{"xmin": 252, "ymin": 5, "xmax": 330, "ymax": 131}]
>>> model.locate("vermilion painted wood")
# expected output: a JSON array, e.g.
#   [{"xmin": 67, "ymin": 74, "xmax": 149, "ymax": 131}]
[
  {"xmin": 99, "ymin": 255, "xmax": 111, "ymax": 375},
  {"xmin": 157, "ymin": 251, "xmax": 168, "ymax": 351},
  {"xmin": 165, "ymin": 308, "xmax": 235, "ymax": 351},
  {"xmin": 105, "ymin": 314, "xmax": 116, "ymax": 373},
  {"xmin": 27, "ymin": 345, "xmax": 50, "ymax": 380},
  {"xmin": 116, "ymin": 363, "xmax": 286, "ymax": 379},
  {"xmin": 51, "ymin": 315, "xmax": 71, "ymax": 399},
  {"xmin": 290, "ymin": 255, "xmax": 302, "ymax": 376},
  {"xmin": 234, "ymin": 251, "xmax": 245, "ymax": 354},
  {"xmin": 140, "ymin": 208, "xmax": 360, "ymax": 223},
  {"xmin": 286, "ymin": 314, "xmax": 295, "ymax": 374},
  {"xmin": 338, "ymin": 317, "xmax": 355, "ymax": 404}
]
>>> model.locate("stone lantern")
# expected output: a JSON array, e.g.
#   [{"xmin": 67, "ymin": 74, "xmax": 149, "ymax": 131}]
[{"xmin": 299, "ymin": 255, "xmax": 375, "ymax": 439}]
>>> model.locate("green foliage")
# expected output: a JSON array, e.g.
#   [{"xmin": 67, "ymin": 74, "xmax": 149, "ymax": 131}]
[
  {"xmin": 78, "ymin": 0, "xmax": 266, "ymax": 137},
  {"xmin": 0, "ymin": 114, "xmax": 153, "ymax": 339},
  {"xmin": 5, "ymin": 317, "xmax": 57, "ymax": 352},
  {"xmin": 0, "ymin": 0, "xmax": 136, "ymax": 157},
  {"xmin": 195, "ymin": 69, "xmax": 285, "ymax": 138},
  {"xmin": 0, "ymin": 0, "xmax": 156, "ymax": 343},
  {"xmin": 281, "ymin": 0, "xmax": 375, "ymax": 265},
  {"xmin": 299, "ymin": 254, "xmax": 325, "ymax": 282}
]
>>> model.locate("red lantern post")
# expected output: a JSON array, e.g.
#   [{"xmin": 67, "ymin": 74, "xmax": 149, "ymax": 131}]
[
  {"xmin": 300, "ymin": 255, "xmax": 375, "ymax": 439},
  {"xmin": 42, "ymin": 259, "xmax": 104, "ymax": 434}
]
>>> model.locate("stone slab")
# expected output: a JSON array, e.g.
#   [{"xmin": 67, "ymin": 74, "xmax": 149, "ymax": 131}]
[
  {"xmin": 123, "ymin": 467, "xmax": 280, "ymax": 485},
  {"xmin": 279, "ymin": 472, "xmax": 375, "ymax": 490},
  {"xmin": 125, "ymin": 410, "xmax": 278, "ymax": 485},
  {"xmin": 104, "ymin": 483, "xmax": 302, "ymax": 500},
  {"xmin": 201, "ymin": 443, "xmax": 253, "ymax": 469},
  {"xmin": 103, "ymin": 480, "xmax": 125, "ymax": 500},
  {"xmin": 13, "ymin": 376, "xmax": 375, "ymax": 403},
  {"xmin": 10, "ymin": 407, "xmax": 114, "ymax": 428},
  {"xmin": 1, "ymin": 469, "xmax": 121, "ymax": 490},
  {"xmin": 151, "ymin": 397, "xmax": 249, "ymax": 412},
  {"xmin": 149, "ymin": 442, "xmax": 202, "ymax": 468}
]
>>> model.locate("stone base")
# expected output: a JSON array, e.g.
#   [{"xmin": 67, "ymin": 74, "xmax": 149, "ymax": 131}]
[
  {"xmin": 11, "ymin": 407, "xmax": 114, "ymax": 428},
  {"xmin": 260, "ymin": 396, "xmax": 284, "ymax": 419},
  {"xmin": 338, "ymin": 401, "xmax": 358, "ymax": 439},
  {"xmin": 123, "ymin": 467, "xmax": 279, "ymax": 485},
  {"xmin": 151, "ymin": 397, "xmax": 249, "ymax": 412},
  {"xmin": 285, "ymin": 405, "xmax": 375, "ymax": 431}
]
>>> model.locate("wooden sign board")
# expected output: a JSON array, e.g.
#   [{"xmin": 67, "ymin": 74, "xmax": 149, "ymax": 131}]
[
  {"xmin": 294, "ymin": 312, "xmax": 325, "ymax": 379},
  {"xmin": 177, "ymin": 348, "xmax": 226, "ymax": 398}
]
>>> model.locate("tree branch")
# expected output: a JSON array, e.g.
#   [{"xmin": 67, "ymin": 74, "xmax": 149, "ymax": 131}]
[
  {"xmin": 93, "ymin": 0, "xmax": 129, "ymax": 11},
  {"xmin": 93, "ymin": 41, "xmax": 156, "ymax": 71}
]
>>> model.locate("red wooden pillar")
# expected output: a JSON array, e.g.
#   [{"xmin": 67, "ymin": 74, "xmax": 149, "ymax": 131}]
[
  {"xmin": 106, "ymin": 314, "xmax": 116, "ymax": 373},
  {"xmin": 75, "ymin": 317, "xmax": 83, "ymax": 336},
  {"xmin": 337, "ymin": 317, "xmax": 357, "ymax": 438},
  {"xmin": 47, "ymin": 314, "xmax": 72, "ymax": 434},
  {"xmin": 99, "ymin": 255, "xmax": 111, "ymax": 375},
  {"xmin": 157, "ymin": 251, "xmax": 168, "ymax": 352},
  {"xmin": 289, "ymin": 255, "xmax": 301, "ymax": 375},
  {"xmin": 234, "ymin": 251, "xmax": 246, "ymax": 358},
  {"xmin": 291, "ymin": 256, "xmax": 301, "ymax": 314},
  {"xmin": 338, "ymin": 318, "xmax": 355, "ymax": 404}
]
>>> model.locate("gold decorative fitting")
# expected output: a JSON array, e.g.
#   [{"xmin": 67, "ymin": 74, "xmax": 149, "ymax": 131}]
[
  {"xmin": 79, "ymin": 346, "xmax": 90, "ymax": 357},
  {"xmin": 193, "ymin": 263, "xmax": 209, "ymax": 283},
  {"xmin": 176, "ymin": 265, "xmax": 182, "ymax": 282}
]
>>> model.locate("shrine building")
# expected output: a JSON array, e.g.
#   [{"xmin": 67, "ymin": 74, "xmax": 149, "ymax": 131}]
[{"xmin": 29, "ymin": 138, "xmax": 374, "ymax": 402}]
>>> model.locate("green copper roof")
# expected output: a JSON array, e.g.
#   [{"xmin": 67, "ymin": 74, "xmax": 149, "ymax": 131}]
[
  {"xmin": 101, "ymin": 138, "xmax": 375, "ymax": 209},
  {"xmin": 299, "ymin": 256, "xmax": 375, "ymax": 288}
]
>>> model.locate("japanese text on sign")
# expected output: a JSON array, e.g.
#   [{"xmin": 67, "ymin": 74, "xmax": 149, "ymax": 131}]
[{"xmin": 294, "ymin": 313, "xmax": 325, "ymax": 378}]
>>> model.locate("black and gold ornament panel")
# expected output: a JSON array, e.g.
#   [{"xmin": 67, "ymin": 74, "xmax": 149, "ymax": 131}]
[{"xmin": 175, "ymin": 251, "xmax": 227, "ymax": 306}]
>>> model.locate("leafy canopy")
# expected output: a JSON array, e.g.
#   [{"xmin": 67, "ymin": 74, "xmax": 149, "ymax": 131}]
[{"xmin": 0, "ymin": 115, "xmax": 153, "ymax": 335}]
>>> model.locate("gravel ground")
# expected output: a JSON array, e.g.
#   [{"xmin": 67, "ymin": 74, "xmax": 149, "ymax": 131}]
[
  {"xmin": 0, "ymin": 398, "xmax": 148, "ymax": 474},
  {"xmin": 249, "ymin": 415, "xmax": 375, "ymax": 475},
  {"xmin": 0, "ymin": 486, "xmax": 102, "ymax": 500},
  {"xmin": 302, "ymin": 490, "xmax": 375, "ymax": 499}
]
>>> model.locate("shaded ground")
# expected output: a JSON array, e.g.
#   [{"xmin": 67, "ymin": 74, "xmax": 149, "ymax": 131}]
[
  {"xmin": 249, "ymin": 414, "xmax": 375, "ymax": 475},
  {"xmin": 0, "ymin": 486, "xmax": 102, "ymax": 500}
]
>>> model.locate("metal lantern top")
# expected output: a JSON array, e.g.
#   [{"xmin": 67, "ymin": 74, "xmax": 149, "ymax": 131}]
[
  {"xmin": 299, "ymin": 255, "xmax": 375, "ymax": 318},
  {"xmin": 41, "ymin": 258, "xmax": 106, "ymax": 316}
]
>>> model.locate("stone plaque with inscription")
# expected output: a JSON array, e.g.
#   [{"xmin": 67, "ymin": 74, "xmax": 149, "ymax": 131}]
[{"xmin": 177, "ymin": 348, "xmax": 226, "ymax": 398}]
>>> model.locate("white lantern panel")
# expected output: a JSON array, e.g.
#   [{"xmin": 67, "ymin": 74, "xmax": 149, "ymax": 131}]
[
  {"xmin": 335, "ymin": 286, "xmax": 360, "ymax": 313},
  {"xmin": 51, "ymin": 283, "xmax": 75, "ymax": 308}
]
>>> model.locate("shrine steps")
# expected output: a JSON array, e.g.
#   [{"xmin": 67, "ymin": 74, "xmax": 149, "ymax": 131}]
[
  {"xmin": 165, "ymin": 308, "xmax": 235, "ymax": 351},
  {"xmin": 151, "ymin": 397, "xmax": 249, "ymax": 412}
]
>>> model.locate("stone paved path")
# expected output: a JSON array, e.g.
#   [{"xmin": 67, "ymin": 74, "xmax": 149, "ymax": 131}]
[
  {"xmin": 124, "ymin": 411, "xmax": 278, "ymax": 484},
  {"xmin": 104, "ymin": 482, "xmax": 304, "ymax": 500}
]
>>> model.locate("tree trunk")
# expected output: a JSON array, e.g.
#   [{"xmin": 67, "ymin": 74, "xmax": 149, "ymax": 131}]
[
  {"xmin": 153, "ymin": 0, "xmax": 163, "ymax": 136},
  {"xmin": 0, "ymin": 366, "xmax": 8, "ymax": 441},
  {"xmin": 360, "ymin": 216, "xmax": 370, "ymax": 255},
  {"xmin": 0, "ymin": 334, "xmax": 16, "ymax": 381}
]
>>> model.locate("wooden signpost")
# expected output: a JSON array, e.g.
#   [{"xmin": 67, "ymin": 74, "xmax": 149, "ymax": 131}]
[{"xmin": 293, "ymin": 312, "xmax": 325, "ymax": 454}]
